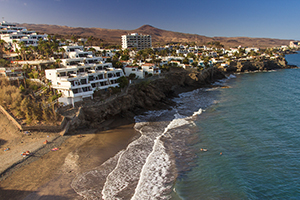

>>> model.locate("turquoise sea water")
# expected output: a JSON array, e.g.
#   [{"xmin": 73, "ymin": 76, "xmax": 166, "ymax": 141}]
[
  {"xmin": 72, "ymin": 54, "xmax": 300, "ymax": 199},
  {"xmin": 174, "ymin": 54, "xmax": 300, "ymax": 199}
]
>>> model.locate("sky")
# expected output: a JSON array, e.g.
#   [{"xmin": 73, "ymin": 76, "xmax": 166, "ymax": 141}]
[{"xmin": 1, "ymin": 0, "xmax": 300, "ymax": 40}]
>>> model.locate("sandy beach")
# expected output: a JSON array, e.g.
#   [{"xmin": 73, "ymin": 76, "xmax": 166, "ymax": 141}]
[{"xmin": 0, "ymin": 111, "xmax": 138, "ymax": 200}]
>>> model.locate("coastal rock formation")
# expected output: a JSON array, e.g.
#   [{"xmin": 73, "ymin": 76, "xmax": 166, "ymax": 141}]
[
  {"xmin": 224, "ymin": 58, "xmax": 288, "ymax": 73},
  {"xmin": 67, "ymin": 67, "xmax": 225, "ymax": 132}
]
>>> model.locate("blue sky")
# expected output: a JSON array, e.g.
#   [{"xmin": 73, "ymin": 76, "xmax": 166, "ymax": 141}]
[{"xmin": 1, "ymin": 0, "xmax": 300, "ymax": 40}]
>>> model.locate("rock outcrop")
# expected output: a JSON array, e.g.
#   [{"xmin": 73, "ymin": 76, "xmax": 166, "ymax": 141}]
[
  {"xmin": 224, "ymin": 58, "xmax": 289, "ymax": 73},
  {"xmin": 67, "ymin": 67, "xmax": 225, "ymax": 132}
]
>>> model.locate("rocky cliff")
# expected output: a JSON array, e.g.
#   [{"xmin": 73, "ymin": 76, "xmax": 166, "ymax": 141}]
[
  {"xmin": 222, "ymin": 58, "xmax": 290, "ymax": 73},
  {"xmin": 67, "ymin": 67, "xmax": 225, "ymax": 131}
]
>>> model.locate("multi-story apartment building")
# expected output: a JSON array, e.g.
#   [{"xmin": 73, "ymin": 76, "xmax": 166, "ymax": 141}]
[
  {"xmin": 0, "ymin": 21, "xmax": 48, "ymax": 51},
  {"xmin": 121, "ymin": 33, "xmax": 152, "ymax": 50},
  {"xmin": 45, "ymin": 46, "xmax": 124, "ymax": 106}
]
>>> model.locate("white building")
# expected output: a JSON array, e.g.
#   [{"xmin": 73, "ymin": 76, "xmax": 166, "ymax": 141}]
[
  {"xmin": 46, "ymin": 46, "xmax": 124, "ymax": 106},
  {"xmin": 245, "ymin": 47, "xmax": 259, "ymax": 54},
  {"xmin": 289, "ymin": 41, "xmax": 299, "ymax": 48},
  {"xmin": 122, "ymin": 33, "xmax": 152, "ymax": 50},
  {"xmin": 0, "ymin": 21, "xmax": 48, "ymax": 51},
  {"xmin": 141, "ymin": 63, "xmax": 161, "ymax": 76},
  {"xmin": 124, "ymin": 65, "xmax": 144, "ymax": 79},
  {"xmin": 0, "ymin": 67, "xmax": 25, "ymax": 80},
  {"xmin": 124, "ymin": 63, "xmax": 161, "ymax": 79}
]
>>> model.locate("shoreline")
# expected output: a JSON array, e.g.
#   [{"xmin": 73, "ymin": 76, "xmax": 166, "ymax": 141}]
[{"xmin": 0, "ymin": 114, "xmax": 139, "ymax": 200}]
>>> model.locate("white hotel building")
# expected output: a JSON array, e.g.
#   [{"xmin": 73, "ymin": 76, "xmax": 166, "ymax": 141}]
[
  {"xmin": 122, "ymin": 33, "xmax": 152, "ymax": 50},
  {"xmin": 0, "ymin": 21, "xmax": 48, "ymax": 51},
  {"xmin": 45, "ymin": 46, "xmax": 124, "ymax": 106}
]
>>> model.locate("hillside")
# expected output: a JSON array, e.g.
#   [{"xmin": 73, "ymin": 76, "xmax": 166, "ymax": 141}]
[{"xmin": 19, "ymin": 23, "xmax": 290, "ymax": 48}]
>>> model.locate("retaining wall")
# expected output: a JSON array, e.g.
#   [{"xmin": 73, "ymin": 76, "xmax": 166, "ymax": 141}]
[{"xmin": 0, "ymin": 105, "xmax": 69, "ymax": 134}]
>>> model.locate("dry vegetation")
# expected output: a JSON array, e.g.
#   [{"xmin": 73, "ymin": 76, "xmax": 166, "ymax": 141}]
[{"xmin": 0, "ymin": 78, "xmax": 61, "ymax": 125}]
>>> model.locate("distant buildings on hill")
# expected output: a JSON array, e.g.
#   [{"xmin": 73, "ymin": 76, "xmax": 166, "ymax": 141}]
[
  {"xmin": 122, "ymin": 33, "xmax": 152, "ymax": 50},
  {"xmin": 289, "ymin": 41, "xmax": 300, "ymax": 48}
]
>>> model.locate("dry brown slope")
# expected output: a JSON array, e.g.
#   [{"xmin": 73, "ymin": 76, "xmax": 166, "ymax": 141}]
[{"xmin": 19, "ymin": 23, "xmax": 290, "ymax": 48}]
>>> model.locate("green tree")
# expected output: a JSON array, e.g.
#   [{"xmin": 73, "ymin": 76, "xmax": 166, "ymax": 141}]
[
  {"xmin": 71, "ymin": 35, "xmax": 77, "ymax": 44},
  {"xmin": 116, "ymin": 76, "xmax": 128, "ymax": 88},
  {"xmin": 182, "ymin": 57, "xmax": 189, "ymax": 64},
  {"xmin": 191, "ymin": 62, "xmax": 198, "ymax": 68},
  {"xmin": 121, "ymin": 54, "xmax": 129, "ymax": 61},
  {"xmin": 0, "ymin": 59, "xmax": 10, "ymax": 67},
  {"xmin": 128, "ymin": 73, "xmax": 136, "ymax": 80},
  {"xmin": 59, "ymin": 48, "xmax": 66, "ymax": 59}
]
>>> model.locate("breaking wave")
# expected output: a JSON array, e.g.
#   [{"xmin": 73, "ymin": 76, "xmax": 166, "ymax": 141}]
[{"xmin": 71, "ymin": 86, "xmax": 220, "ymax": 199}]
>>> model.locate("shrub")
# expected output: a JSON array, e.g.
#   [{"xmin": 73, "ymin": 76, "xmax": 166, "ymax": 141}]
[
  {"xmin": 19, "ymin": 85, "xmax": 25, "ymax": 92},
  {"xmin": 128, "ymin": 73, "xmax": 136, "ymax": 80},
  {"xmin": 116, "ymin": 76, "xmax": 128, "ymax": 89}
]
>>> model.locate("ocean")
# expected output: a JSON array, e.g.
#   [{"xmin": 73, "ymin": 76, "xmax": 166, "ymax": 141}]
[{"xmin": 71, "ymin": 53, "xmax": 300, "ymax": 200}]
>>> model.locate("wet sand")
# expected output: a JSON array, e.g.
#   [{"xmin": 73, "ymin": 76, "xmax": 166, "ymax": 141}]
[{"xmin": 0, "ymin": 114, "xmax": 138, "ymax": 200}]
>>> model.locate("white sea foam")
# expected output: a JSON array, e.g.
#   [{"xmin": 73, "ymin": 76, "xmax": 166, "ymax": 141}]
[
  {"xmin": 71, "ymin": 87, "xmax": 213, "ymax": 199},
  {"xmin": 131, "ymin": 138, "xmax": 172, "ymax": 200},
  {"xmin": 101, "ymin": 134, "xmax": 154, "ymax": 199},
  {"xmin": 163, "ymin": 112, "xmax": 190, "ymax": 135},
  {"xmin": 227, "ymin": 74, "xmax": 236, "ymax": 79},
  {"xmin": 101, "ymin": 110, "xmax": 174, "ymax": 199},
  {"xmin": 205, "ymin": 87, "xmax": 219, "ymax": 91},
  {"xmin": 71, "ymin": 150, "xmax": 124, "ymax": 199},
  {"xmin": 131, "ymin": 112, "xmax": 196, "ymax": 200},
  {"xmin": 192, "ymin": 108, "xmax": 203, "ymax": 116}
]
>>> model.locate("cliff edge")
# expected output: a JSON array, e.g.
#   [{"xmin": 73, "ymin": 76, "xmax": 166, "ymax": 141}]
[{"xmin": 66, "ymin": 67, "xmax": 225, "ymax": 132}]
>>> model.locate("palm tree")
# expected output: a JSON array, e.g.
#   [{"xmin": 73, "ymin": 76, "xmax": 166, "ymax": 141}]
[
  {"xmin": 150, "ymin": 54, "xmax": 156, "ymax": 63},
  {"xmin": 123, "ymin": 49, "xmax": 129, "ymax": 56},
  {"xmin": 12, "ymin": 40, "xmax": 18, "ymax": 52},
  {"xmin": 112, "ymin": 54, "xmax": 119, "ymax": 61},
  {"xmin": 19, "ymin": 41, "xmax": 28, "ymax": 60},
  {"xmin": 87, "ymin": 36, "xmax": 94, "ymax": 46},
  {"xmin": 71, "ymin": 35, "xmax": 77, "ymax": 44},
  {"xmin": 102, "ymin": 50, "xmax": 107, "ymax": 57},
  {"xmin": 28, "ymin": 45, "xmax": 38, "ymax": 60},
  {"xmin": 55, "ymin": 59, "xmax": 62, "ymax": 68},
  {"xmin": 0, "ymin": 40, "xmax": 6, "ymax": 57},
  {"xmin": 59, "ymin": 48, "xmax": 65, "ymax": 59},
  {"xmin": 0, "ymin": 40, "xmax": 6, "ymax": 51},
  {"xmin": 135, "ymin": 51, "xmax": 142, "ymax": 60}
]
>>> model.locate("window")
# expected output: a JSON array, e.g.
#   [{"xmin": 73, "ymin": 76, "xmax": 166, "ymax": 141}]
[
  {"xmin": 88, "ymin": 75, "xmax": 94, "ymax": 81},
  {"xmin": 59, "ymin": 72, "xmax": 66, "ymax": 76},
  {"xmin": 82, "ymin": 87, "xmax": 90, "ymax": 92},
  {"xmin": 98, "ymin": 74, "xmax": 103, "ymax": 79},
  {"xmin": 81, "ymin": 79, "xmax": 87, "ymax": 84},
  {"xmin": 72, "ymin": 88, "xmax": 79, "ymax": 94}
]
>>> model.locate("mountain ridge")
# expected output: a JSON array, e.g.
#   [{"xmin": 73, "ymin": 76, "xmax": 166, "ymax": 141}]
[{"xmin": 18, "ymin": 23, "xmax": 290, "ymax": 48}]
